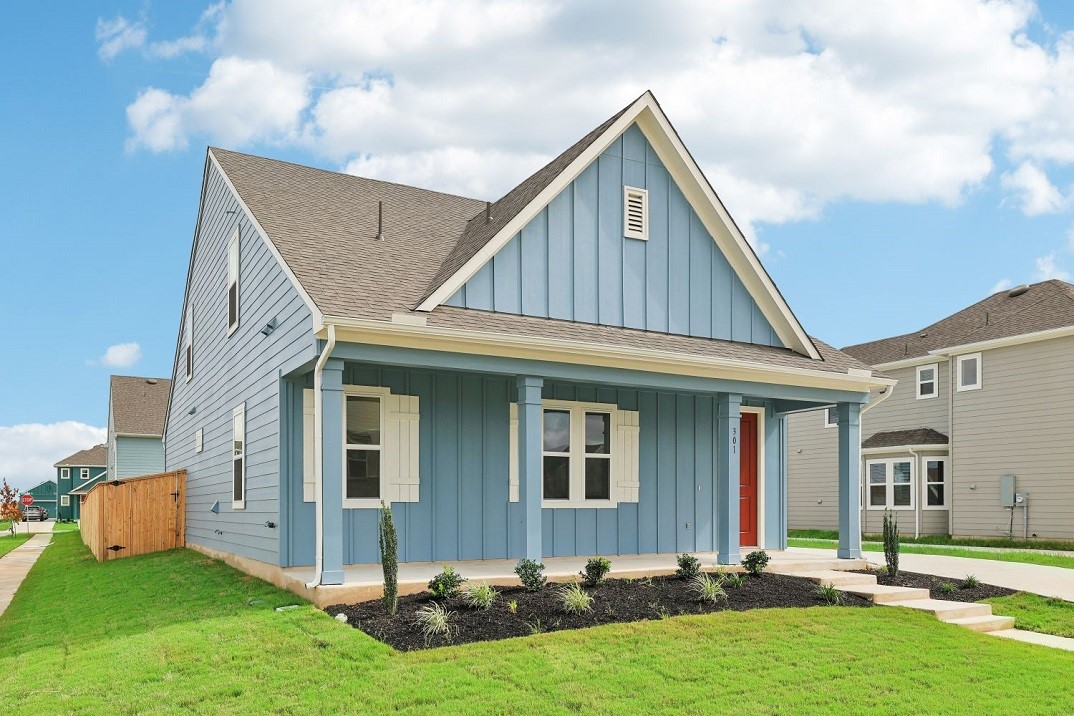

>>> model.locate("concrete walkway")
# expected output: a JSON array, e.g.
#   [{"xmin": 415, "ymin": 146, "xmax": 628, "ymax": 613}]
[
  {"xmin": 0, "ymin": 533, "xmax": 51, "ymax": 618},
  {"xmin": 11, "ymin": 520, "xmax": 55, "ymax": 535}
]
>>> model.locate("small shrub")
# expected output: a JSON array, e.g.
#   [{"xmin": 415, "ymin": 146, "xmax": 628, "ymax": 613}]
[
  {"xmin": 378, "ymin": 501, "xmax": 399, "ymax": 616},
  {"xmin": 414, "ymin": 602, "xmax": 457, "ymax": 643},
  {"xmin": 962, "ymin": 574, "xmax": 980, "ymax": 589},
  {"xmin": 580, "ymin": 556, "xmax": 612, "ymax": 586},
  {"xmin": 463, "ymin": 582, "xmax": 498, "ymax": 610},
  {"xmin": 526, "ymin": 618, "xmax": 544, "ymax": 635},
  {"xmin": 515, "ymin": 558, "xmax": 547, "ymax": 592},
  {"xmin": 816, "ymin": 583, "xmax": 844, "ymax": 605},
  {"xmin": 428, "ymin": 566, "xmax": 465, "ymax": 599},
  {"xmin": 559, "ymin": 582, "xmax": 594, "ymax": 614},
  {"xmin": 507, "ymin": 600, "xmax": 518, "ymax": 614},
  {"xmin": 690, "ymin": 573, "xmax": 727, "ymax": 604},
  {"xmin": 741, "ymin": 550, "xmax": 770, "ymax": 576},
  {"xmin": 676, "ymin": 553, "xmax": 701, "ymax": 580},
  {"xmin": 883, "ymin": 509, "xmax": 900, "ymax": 577},
  {"xmin": 939, "ymin": 581, "xmax": 957, "ymax": 595}
]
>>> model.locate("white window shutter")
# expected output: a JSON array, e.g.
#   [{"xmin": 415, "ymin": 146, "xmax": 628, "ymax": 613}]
[
  {"xmin": 614, "ymin": 409, "xmax": 640, "ymax": 502},
  {"xmin": 302, "ymin": 389, "xmax": 315, "ymax": 502},
  {"xmin": 508, "ymin": 403, "xmax": 519, "ymax": 502},
  {"xmin": 385, "ymin": 393, "xmax": 421, "ymax": 502}
]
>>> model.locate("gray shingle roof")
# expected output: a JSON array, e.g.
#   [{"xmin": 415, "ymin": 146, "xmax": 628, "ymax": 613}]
[
  {"xmin": 54, "ymin": 444, "xmax": 106, "ymax": 468},
  {"xmin": 110, "ymin": 376, "xmax": 172, "ymax": 437},
  {"xmin": 862, "ymin": 428, "xmax": 948, "ymax": 449},
  {"xmin": 845, "ymin": 280, "xmax": 1074, "ymax": 366}
]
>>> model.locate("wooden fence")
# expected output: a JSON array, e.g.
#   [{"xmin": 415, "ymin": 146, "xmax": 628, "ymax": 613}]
[{"xmin": 79, "ymin": 470, "xmax": 186, "ymax": 561}]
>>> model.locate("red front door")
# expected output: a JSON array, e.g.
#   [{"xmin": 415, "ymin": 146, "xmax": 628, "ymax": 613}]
[{"xmin": 739, "ymin": 412, "xmax": 759, "ymax": 547}]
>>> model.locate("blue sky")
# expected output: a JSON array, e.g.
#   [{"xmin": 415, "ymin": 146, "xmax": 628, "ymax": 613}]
[{"xmin": 4, "ymin": 0, "xmax": 1074, "ymax": 488}]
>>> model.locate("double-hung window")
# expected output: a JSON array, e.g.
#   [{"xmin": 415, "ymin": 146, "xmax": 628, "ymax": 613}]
[
  {"xmin": 80, "ymin": 468, "xmax": 89, "ymax": 481},
  {"xmin": 60, "ymin": 495, "xmax": 70, "ymax": 507},
  {"xmin": 60, "ymin": 468, "xmax": 70, "ymax": 480},
  {"xmin": 866, "ymin": 458, "xmax": 913, "ymax": 509},
  {"xmin": 227, "ymin": 230, "xmax": 240, "ymax": 335},
  {"xmin": 542, "ymin": 401, "xmax": 614, "ymax": 507},
  {"xmin": 232, "ymin": 404, "xmax": 246, "ymax": 508},
  {"xmin": 344, "ymin": 392, "xmax": 383, "ymax": 506},
  {"xmin": 923, "ymin": 458, "xmax": 948, "ymax": 508},
  {"xmin": 957, "ymin": 353, "xmax": 981, "ymax": 391},
  {"xmin": 916, "ymin": 364, "xmax": 938, "ymax": 399}
]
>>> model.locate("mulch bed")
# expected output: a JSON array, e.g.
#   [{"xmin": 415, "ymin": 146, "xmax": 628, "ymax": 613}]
[
  {"xmin": 854, "ymin": 568, "xmax": 1016, "ymax": 602},
  {"xmin": 326, "ymin": 572, "xmax": 872, "ymax": 651}
]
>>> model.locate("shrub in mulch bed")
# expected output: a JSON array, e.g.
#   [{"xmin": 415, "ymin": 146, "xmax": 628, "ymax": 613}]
[
  {"xmin": 854, "ymin": 568, "xmax": 1016, "ymax": 603},
  {"xmin": 326, "ymin": 572, "xmax": 872, "ymax": 651}
]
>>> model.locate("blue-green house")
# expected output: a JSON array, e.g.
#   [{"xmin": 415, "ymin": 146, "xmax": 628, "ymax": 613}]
[
  {"xmin": 54, "ymin": 444, "xmax": 107, "ymax": 520},
  {"xmin": 163, "ymin": 91, "xmax": 893, "ymax": 593},
  {"xmin": 21, "ymin": 480, "xmax": 57, "ymax": 518},
  {"xmin": 106, "ymin": 375, "xmax": 170, "ymax": 480}
]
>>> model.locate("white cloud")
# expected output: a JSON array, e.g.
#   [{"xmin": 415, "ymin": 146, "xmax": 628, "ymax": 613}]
[
  {"xmin": 98, "ymin": 342, "xmax": 142, "ymax": 368},
  {"xmin": 990, "ymin": 278, "xmax": 1014, "ymax": 294},
  {"xmin": 96, "ymin": 15, "xmax": 148, "ymax": 61},
  {"xmin": 1034, "ymin": 252, "xmax": 1071, "ymax": 281},
  {"xmin": 0, "ymin": 422, "xmax": 106, "ymax": 492},
  {"xmin": 1000, "ymin": 161, "xmax": 1067, "ymax": 215}
]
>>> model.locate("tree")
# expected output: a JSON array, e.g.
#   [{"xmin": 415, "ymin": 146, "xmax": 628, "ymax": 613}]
[{"xmin": 0, "ymin": 479, "xmax": 21, "ymax": 535}]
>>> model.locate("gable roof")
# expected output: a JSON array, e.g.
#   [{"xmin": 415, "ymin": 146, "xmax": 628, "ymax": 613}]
[
  {"xmin": 54, "ymin": 444, "xmax": 106, "ymax": 468},
  {"xmin": 110, "ymin": 376, "xmax": 172, "ymax": 437},
  {"xmin": 845, "ymin": 280, "xmax": 1074, "ymax": 366},
  {"xmin": 862, "ymin": 428, "xmax": 948, "ymax": 450}
]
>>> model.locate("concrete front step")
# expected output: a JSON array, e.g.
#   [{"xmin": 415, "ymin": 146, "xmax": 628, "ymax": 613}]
[
  {"xmin": 794, "ymin": 569, "xmax": 877, "ymax": 587},
  {"xmin": 894, "ymin": 599, "xmax": 994, "ymax": 621},
  {"xmin": 769, "ymin": 559, "xmax": 869, "ymax": 574},
  {"xmin": 945, "ymin": 614, "xmax": 1017, "ymax": 633},
  {"xmin": 842, "ymin": 584, "xmax": 932, "ymax": 604}
]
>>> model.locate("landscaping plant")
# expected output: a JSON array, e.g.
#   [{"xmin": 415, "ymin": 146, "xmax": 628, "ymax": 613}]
[
  {"xmin": 963, "ymin": 574, "xmax": 980, "ymax": 589},
  {"xmin": 559, "ymin": 582, "xmax": 594, "ymax": 614},
  {"xmin": 816, "ymin": 583, "xmax": 844, "ymax": 606},
  {"xmin": 515, "ymin": 558, "xmax": 547, "ymax": 592},
  {"xmin": 689, "ymin": 573, "xmax": 727, "ymax": 604},
  {"xmin": 939, "ymin": 581, "xmax": 957, "ymax": 595},
  {"xmin": 741, "ymin": 550, "xmax": 770, "ymax": 576},
  {"xmin": 463, "ymin": 583, "xmax": 498, "ymax": 610},
  {"xmin": 0, "ymin": 480, "xmax": 20, "ymax": 534},
  {"xmin": 580, "ymin": 556, "xmax": 612, "ymax": 586},
  {"xmin": 378, "ymin": 501, "xmax": 399, "ymax": 616},
  {"xmin": 428, "ymin": 566, "xmax": 465, "ymax": 599},
  {"xmin": 414, "ymin": 602, "xmax": 457, "ymax": 643},
  {"xmin": 676, "ymin": 553, "xmax": 701, "ymax": 580},
  {"xmin": 883, "ymin": 509, "xmax": 900, "ymax": 577},
  {"xmin": 722, "ymin": 571, "xmax": 746, "ymax": 588}
]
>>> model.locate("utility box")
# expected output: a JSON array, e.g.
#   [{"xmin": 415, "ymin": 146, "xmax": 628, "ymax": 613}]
[{"xmin": 1000, "ymin": 474, "xmax": 1016, "ymax": 507}]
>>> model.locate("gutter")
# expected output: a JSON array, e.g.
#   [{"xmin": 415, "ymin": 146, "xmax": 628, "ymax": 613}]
[{"xmin": 306, "ymin": 323, "xmax": 337, "ymax": 590}]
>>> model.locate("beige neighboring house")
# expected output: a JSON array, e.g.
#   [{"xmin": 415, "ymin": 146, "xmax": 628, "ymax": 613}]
[
  {"xmin": 106, "ymin": 375, "xmax": 172, "ymax": 480},
  {"xmin": 789, "ymin": 279, "xmax": 1074, "ymax": 540}
]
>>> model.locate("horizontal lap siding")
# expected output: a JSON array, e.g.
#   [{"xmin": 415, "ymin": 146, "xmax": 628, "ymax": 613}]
[
  {"xmin": 115, "ymin": 437, "xmax": 165, "ymax": 479},
  {"xmin": 787, "ymin": 411, "xmax": 840, "ymax": 530},
  {"xmin": 165, "ymin": 163, "xmax": 316, "ymax": 566},
  {"xmin": 952, "ymin": 337, "xmax": 1074, "ymax": 539}
]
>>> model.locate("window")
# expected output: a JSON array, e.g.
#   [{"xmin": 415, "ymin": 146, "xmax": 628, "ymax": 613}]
[
  {"xmin": 916, "ymin": 363, "xmax": 938, "ymax": 399},
  {"xmin": 823, "ymin": 407, "xmax": 837, "ymax": 428},
  {"xmin": 623, "ymin": 186, "xmax": 648, "ymax": 240},
  {"xmin": 957, "ymin": 353, "xmax": 981, "ymax": 391},
  {"xmin": 80, "ymin": 468, "xmax": 89, "ymax": 480},
  {"xmin": 60, "ymin": 468, "xmax": 70, "ymax": 480},
  {"xmin": 227, "ymin": 229, "xmax": 240, "ymax": 335},
  {"xmin": 195, "ymin": 428, "xmax": 203, "ymax": 454},
  {"xmin": 345, "ymin": 393, "xmax": 382, "ymax": 505},
  {"xmin": 924, "ymin": 458, "xmax": 948, "ymax": 508},
  {"xmin": 541, "ymin": 401, "xmax": 615, "ymax": 506},
  {"xmin": 185, "ymin": 302, "xmax": 193, "ymax": 381},
  {"xmin": 866, "ymin": 458, "xmax": 913, "ymax": 509},
  {"xmin": 232, "ymin": 404, "xmax": 245, "ymax": 508},
  {"xmin": 60, "ymin": 495, "xmax": 70, "ymax": 507}
]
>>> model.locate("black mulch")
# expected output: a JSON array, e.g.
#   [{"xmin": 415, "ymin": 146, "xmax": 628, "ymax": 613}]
[
  {"xmin": 326, "ymin": 572, "xmax": 872, "ymax": 651},
  {"xmin": 853, "ymin": 568, "xmax": 1016, "ymax": 602}
]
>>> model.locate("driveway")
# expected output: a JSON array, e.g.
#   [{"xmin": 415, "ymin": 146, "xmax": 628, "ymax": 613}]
[{"xmin": 12, "ymin": 520, "xmax": 54, "ymax": 535}]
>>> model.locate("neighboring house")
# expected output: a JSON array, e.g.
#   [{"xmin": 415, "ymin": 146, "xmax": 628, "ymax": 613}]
[
  {"xmin": 107, "ymin": 375, "xmax": 171, "ymax": 479},
  {"xmin": 789, "ymin": 280, "xmax": 1074, "ymax": 541},
  {"xmin": 53, "ymin": 444, "xmax": 107, "ymax": 520},
  {"xmin": 163, "ymin": 91, "xmax": 890, "ymax": 591},
  {"xmin": 21, "ymin": 480, "xmax": 57, "ymax": 517}
]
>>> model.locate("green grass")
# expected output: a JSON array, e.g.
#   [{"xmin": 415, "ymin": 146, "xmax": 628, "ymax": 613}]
[
  {"xmin": 985, "ymin": 593, "xmax": 1074, "ymax": 638},
  {"xmin": 789, "ymin": 538, "xmax": 1074, "ymax": 569},
  {"xmin": 789, "ymin": 529, "xmax": 1074, "ymax": 552},
  {"xmin": 0, "ymin": 519, "xmax": 9, "ymax": 532},
  {"xmin": 0, "ymin": 532, "xmax": 31, "ymax": 558},
  {"xmin": 1, "ymin": 534, "xmax": 1072, "ymax": 714},
  {"xmin": 52, "ymin": 521, "xmax": 80, "ymax": 533}
]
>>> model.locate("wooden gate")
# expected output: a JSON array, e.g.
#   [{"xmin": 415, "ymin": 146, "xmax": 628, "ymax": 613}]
[{"xmin": 79, "ymin": 470, "xmax": 186, "ymax": 561}]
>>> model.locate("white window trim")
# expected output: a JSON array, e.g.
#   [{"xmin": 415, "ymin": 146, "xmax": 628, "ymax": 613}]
[
  {"xmin": 916, "ymin": 363, "xmax": 938, "ymax": 400},
  {"xmin": 342, "ymin": 386, "xmax": 391, "ymax": 509},
  {"xmin": 865, "ymin": 457, "xmax": 915, "ymax": 511},
  {"xmin": 823, "ymin": 406, "xmax": 837, "ymax": 428},
  {"xmin": 185, "ymin": 302, "xmax": 194, "ymax": 382},
  {"xmin": 956, "ymin": 352, "xmax": 982, "ymax": 391},
  {"xmin": 195, "ymin": 428, "xmax": 203, "ymax": 454},
  {"xmin": 541, "ymin": 399, "xmax": 619, "ymax": 509},
  {"xmin": 60, "ymin": 495, "xmax": 70, "ymax": 507},
  {"xmin": 80, "ymin": 468, "xmax": 89, "ymax": 480},
  {"xmin": 232, "ymin": 403, "xmax": 246, "ymax": 509},
  {"xmin": 922, "ymin": 456, "xmax": 949, "ymax": 510},
  {"xmin": 623, "ymin": 186, "xmax": 649, "ymax": 241},
  {"xmin": 227, "ymin": 229, "xmax": 240, "ymax": 337},
  {"xmin": 60, "ymin": 468, "xmax": 70, "ymax": 480}
]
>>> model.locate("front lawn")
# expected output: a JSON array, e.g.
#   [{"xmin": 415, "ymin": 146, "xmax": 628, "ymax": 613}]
[
  {"xmin": 985, "ymin": 593, "xmax": 1074, "ymax": 638},
  {"xmin": 52, "ymin": 521, "xmax": 79, "ymax": 533},
  {"xmin": 789, "ymin": 529, "xmax": 1074, "ymax": 552},
  {"xmin": 790, "ymin": 538, "xmax": 1074, "ymax": 569},
  {"xmin": 0, "ymin": 532, "xmax": 31, "ymax": 559},
  {"xmin": 2, "ymin": 534, "xmax": 1072, "ymax": 715}
]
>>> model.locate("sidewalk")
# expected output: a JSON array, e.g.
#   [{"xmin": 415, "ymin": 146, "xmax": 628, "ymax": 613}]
[{"xmin": 0, "ymin": 533, "xmax": 51, "ymax": 618}]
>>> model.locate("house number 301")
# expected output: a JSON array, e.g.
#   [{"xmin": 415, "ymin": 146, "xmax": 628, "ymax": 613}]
[{"xmin": 732, "ymin": 427, "xmax": 737, "ymax": 454}]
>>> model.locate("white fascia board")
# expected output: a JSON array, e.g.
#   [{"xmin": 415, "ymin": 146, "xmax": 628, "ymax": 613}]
[{"xmin": 872, "ymin": 355, "xmax": 942, "ymax": 371}]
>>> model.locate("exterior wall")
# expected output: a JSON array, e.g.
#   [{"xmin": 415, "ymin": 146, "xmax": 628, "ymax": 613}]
[
  {"xmin": 23, "ymin": 481, "xmax": 57, "ymax": 514},
  {"xmin": 164, "ymin": 161, "xmax": 317, "ymax": 567},
  {"xmin": 951, "ymin": 336, "xmax": 1074, "ymax": 539},
  {"xmin": 446, "ymin": 124, "xmax": 781, "ymax": 347},
  {"xmin": 106, "ymin": 408, "xmax": 117, "ymax": 478},
  {"xmin": 56, "ymin": 466, "xmax": 106, "ymax": 520},
  {"xmin": 114, "ymin": 437, "xmax": 164, "ymax": 479},
  {"xmin": 863, "ymin": 364, "xmax": 949, "ymax": 435},
  {"xmin": 281, "ymin": 362, "xmax": 787, "ymax": 566}
]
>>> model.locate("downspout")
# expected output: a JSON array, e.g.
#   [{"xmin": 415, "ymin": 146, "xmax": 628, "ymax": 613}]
[
  {"xmin": 306, "ymin": 324, "xmax": 337, "ymax": 590},
  {"xmin": 947, "ymin": 356, "xmax": 955, "ymax": 536},
  {"xmin": 908, "ymin": 445, "xmax": 920, "ymax": 539},
  {"xmin": 857, "ymin": 382, "xmax": 896, "ymax": 535}
]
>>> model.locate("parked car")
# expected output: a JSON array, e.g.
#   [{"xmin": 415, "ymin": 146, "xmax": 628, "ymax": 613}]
[{"xmin": 22, "ymin": 505, "xmax": 48, "ymax": 521}]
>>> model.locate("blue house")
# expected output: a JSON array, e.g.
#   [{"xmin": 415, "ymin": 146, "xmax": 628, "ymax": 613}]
[
  {"xmin": 164, "ymin": 92, "xmax": 891, "ymax": 596},
  {"xmin": 53, "ymin": 444, "xmax": 107, "ymax": 520},
  {"xmin": 107, "ymin": 375, "xmax": 171, "ymax": 480}
]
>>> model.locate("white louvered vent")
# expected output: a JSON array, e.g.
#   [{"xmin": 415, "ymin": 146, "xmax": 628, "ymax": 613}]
[{"xmin": 624, "ymin": 186, "xmax": 648, "ymax": 240}]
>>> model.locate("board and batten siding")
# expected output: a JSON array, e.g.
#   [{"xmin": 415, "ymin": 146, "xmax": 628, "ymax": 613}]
[
  {"xmin": 951, "ymin": 336, "xmax": 1074, "ymax": 540},
  {"xmin": 114, "ymin": 437, "xmax": 164, "ymax": 479},
  {"xmin": 445, "ymin": 123, "xmax": 781, "ymax": 347},
  {"xmin": 281, "ymin": 365, "xmax": 787, "ymax": 566},
  {"xmin": 165, "ymin": 160, "xmax": 316, "ymax": 567}
]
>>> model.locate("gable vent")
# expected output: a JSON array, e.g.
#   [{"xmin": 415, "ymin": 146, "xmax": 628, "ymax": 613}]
[{"xmin": 623, "ymin": 186, "xmax": 648, "ymax": 240}]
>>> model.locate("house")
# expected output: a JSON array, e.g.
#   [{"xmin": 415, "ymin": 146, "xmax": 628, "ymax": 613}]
[
  {"xmin": 20, "ymin": 480, "xmax": 57, "ymax": 518},
  {"xmin": 788, "ymin": 280, "xmax": 1074, "ymax": 540},
  {"xmin": 163, "ymin": 91, "xmax": 891, "ymax": 595},
  {"xmin": 53, "ymin": 444, "xmax": 106, "ymax": 520},
  {"xmin": 106, "ymin": 375, "xmax": 171, "ymax": 480}
]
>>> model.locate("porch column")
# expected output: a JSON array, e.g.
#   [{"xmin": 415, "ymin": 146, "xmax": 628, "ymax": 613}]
[
  {"xmin": 836, "ymin": 401, "xmax": 862, "ymax": 559},
  {"xmin": 320, "ymin": 358, "xmax": 345, "ymax": 584},
  {"xmin": 516, "ymin": 375, "xmax": 544, "ymax": 562},
  {"xmin": 715, "ymin": 393, "xmax": 742, "ymax": 565}
]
